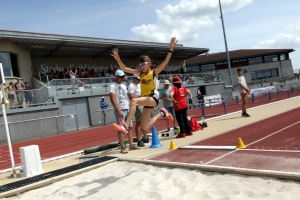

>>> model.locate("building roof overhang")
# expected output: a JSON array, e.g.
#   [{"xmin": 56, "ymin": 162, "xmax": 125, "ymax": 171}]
[
  {"xmin": 0, "ymin": 30, "xmax": 209, "ymax": 60},
  {"xmin": 186, "ymin": 49, "xmax": 295, "ymax": 65}
]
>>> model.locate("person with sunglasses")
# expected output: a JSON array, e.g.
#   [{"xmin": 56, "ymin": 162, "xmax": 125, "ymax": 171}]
[
  {"xmin": 111, "ymin": 37, "xmax": 177, "ymax": 134},
  {"xmin": 109, "ymin": 70, "xmax": 140, "ymax": 154}
]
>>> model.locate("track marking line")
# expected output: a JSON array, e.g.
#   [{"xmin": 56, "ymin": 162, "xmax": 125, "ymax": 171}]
[
  {"xmin": 246, "ymin": 120, "xmax": 300, "ymax": 146},
  {"xmin": 205, "ymin": 151, "xmax": 236, "ymax": 165},
  {"xmin": 240, "ymin": 149, "xmax": 300, "ymax": 153},
  {"xmin": 204, "ymin": 120, "xmax": 300, "ymax": 165}
]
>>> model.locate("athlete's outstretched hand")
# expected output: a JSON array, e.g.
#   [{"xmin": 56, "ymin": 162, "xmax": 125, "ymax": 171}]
[
  {"xmin": 169, "ymin": 37, "xmax": 178, "ymax": 51},
  {"xmin": 111, "ymin": 50, "xmax": 121, "ymax": 62}
]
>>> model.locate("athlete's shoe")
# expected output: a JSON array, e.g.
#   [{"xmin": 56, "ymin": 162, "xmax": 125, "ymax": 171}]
[
  {"xmin": 129, "ymin": 144, "xmax": 140, "ymax": 150},
  {"xmin": 120, "ymin": 146, "xmax": 128, "ymax": 154},
  {"xmin": 112, "ymin": 123, "xmax": 129, "ymax": 134},
  {"xmin": 160, "ymin": 107, "xmax": 174, "ymax": 121},
  {"xmin": 242, "ymin": 112, "xmax": 251, "ymax": 117}
]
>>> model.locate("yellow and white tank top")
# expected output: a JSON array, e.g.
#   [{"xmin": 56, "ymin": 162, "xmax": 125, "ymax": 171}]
[{"xmin": 140, "ymin": 70, "xmax": 159, "ymax": 98}]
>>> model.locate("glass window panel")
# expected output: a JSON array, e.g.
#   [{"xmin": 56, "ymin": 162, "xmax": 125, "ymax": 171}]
[
  {"xmin": 251, "ymin": 72, "xmax": 257, "ymax": 80},
  {"xmin": 249, "ymin": 57, "xmax": 263, "ymax": 65},
  {"xmin": 264, "ymin": 69, "xmax": 271, "ymax": 78},
  {"xmin": 264, "ymin": 54, "xmax": 278, "ymax": 62},
  {"xmin": 0, "ymin": 52, "xmax": 12, "ymax": 76},
  {"xmin": 256, "ymin": 70, "xmax": 264, "ymax": 79},
  {"xmin": 280, "ymin": 53, "xmax": 286, "ymax": 61},
  {"xmin": 272, "ymin": 68, "xmax": 278, "ymax": 77}
]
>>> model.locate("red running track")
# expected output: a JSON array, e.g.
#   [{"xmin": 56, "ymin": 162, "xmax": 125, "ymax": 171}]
[
  {"xmin": 149, "ymin": 107, "xmax": 300, "ymax": 173},
  {"xmin": 0, "ymin": 90, "xmax": 299, "ymax": 171}
]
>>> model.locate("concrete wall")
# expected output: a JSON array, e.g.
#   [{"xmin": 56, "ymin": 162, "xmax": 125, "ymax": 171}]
[
  {"xmin": 0, "ymin": 108, "xmax": 61, "ymax": 144},
  {"xmin": 0, "ymin": 39, "xmax": 32, "ymax": 85}
]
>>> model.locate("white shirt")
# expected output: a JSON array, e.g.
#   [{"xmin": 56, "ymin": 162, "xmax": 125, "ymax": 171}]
[
  {"xmin": 237, "ymin": 76, "xmax": 247, "ymax": 93},
  {"xmin": 109, "ymin": 82, "xmax": 129, "ymax": 109},
  {"xmin": 128, "ymin": 83, "xmax": 141, "ymax": 97},
  {"xmin": 69, "ymin": 72, "xmax": 76, "ymax": 79}
]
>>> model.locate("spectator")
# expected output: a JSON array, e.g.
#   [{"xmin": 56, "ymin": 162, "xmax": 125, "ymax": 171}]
[
  {"xmin": 159, "ymin": 80, "xmax": 177, "ymax": 132},
  {"xmin": 109, "ymin": 70, "xmax": 140, "ymax": 154},
  {"xmin": 100, "ymin": 97, "xmax": 108, "ymax": 125},
  {"xmin": 4, "ymin": 82, "xmax": 15, "ymax": 109},
  {"xmin": 262, "ymin": 81, "xmax": 267, "ymax": 87},
  {"xmin": 188, "ymin": 92, "xmax": 196, "ymax": 109},
  {"xmin": 14, "ymin": 78, "xmax": 25, "ymax": 108},
  {"xmin": 270, "ymin": 81, "xmax": 273, "ymax": 86},
  {"xmin": 237, "ymin": 68, "xmax": 250, "ymax": 117},
  {"xmin": 211, "ymin": 70, "xmax": 215, "ymax": 81},
  {"xmin": 128, "ymin": 74, "xmax": 147, "ymax": 147},
  {"xmin": 24, "ymin": 82, "xmax": 34, "ymax": 107},
  {"xmin": 96, "ymin": 69, "xmax": 102, "ymax": 77},
  {"xmin": 69, "ymin": 67, "xmax": 77, "ymax": 94},
  {"xmin": 197, "ymin": 87, "xmax": 202, "ymax": 107},
  {"xmin": 169, "ymin": 76, "xmax": 193, "ymax": 138}
]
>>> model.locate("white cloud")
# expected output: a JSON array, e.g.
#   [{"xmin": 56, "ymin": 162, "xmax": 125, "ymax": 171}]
[
  {"xmin": 131, "ymin": 0, "xmax": 253, "ymax": 43},
  {"xmin": 253, "ymin": 18, "xmax": 300, "ymax": 49}
]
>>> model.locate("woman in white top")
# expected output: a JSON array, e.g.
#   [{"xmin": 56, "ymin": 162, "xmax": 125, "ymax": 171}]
[
  {"xmin": 69, "ymin": 67, "xmax": 77, "ymax": 94},
  {"xmin": 4, "ymin": 82, "xmax": 16, "ymax": 109}
]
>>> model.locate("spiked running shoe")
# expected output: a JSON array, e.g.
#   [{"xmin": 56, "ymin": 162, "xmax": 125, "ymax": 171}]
[
  {"xmin": 160, "ymin": 107, "xmax": 174, "ymax": 121},
  {"xmin": 112, "ymin": 123, "xmax": 129, "ymax": 134}
]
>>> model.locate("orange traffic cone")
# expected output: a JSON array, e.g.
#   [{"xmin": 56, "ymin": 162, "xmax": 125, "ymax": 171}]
[
  {"xmin": 169, "ymin": 140, "xmax": 178, "ymax": 150},
  {"xmin": 236, "ymin": 138, "xmax": 247, "ymax": 149}
]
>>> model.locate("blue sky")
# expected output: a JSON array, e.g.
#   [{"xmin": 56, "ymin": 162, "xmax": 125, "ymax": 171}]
[{"xmin": 1, "ymin": 0, "xmax": 300, "ymax": 70}]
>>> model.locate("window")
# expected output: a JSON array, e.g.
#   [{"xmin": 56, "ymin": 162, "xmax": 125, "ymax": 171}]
[
  {"xmin": 200, "ymin": 63, "xmax": 215, "ymax": 72},
  {"xmin": 0, "ymin": 52, "xmax": 12, "ymax": 76},
  {"xmin": 264, "ymin": 69, "xmax": 272, "ymax": 78},
  {"xmin": 251, "ymin": 72, "xmax": 257, "ymax": 80},
  {"xmin": 232, "ymin": 59, "xmax": 247, "ymax": 67},
  {"xmin": 186, "ymin": 65, "xmax": 200, "ymax": 72},
  {"xmin": 280, "ymin": 53, "xmax": 286, "ymax": 61},
  {"xmin": 249, "ymin": 57, "xmax": 263, "ymax": 65},
  {"xmin": 264, "ymin": 54, "xmax": 278, "ymax": 62},
  {"xmin": 0, "ymin": 52, "xmax": 19, "ymax": 77},
  {"xmin": 251, "ymin": 68, "xmax": 279, "ymax": 80},
  {"xmin": 272, "ymin": 68, "xmax": 278, "ymax": 77}
]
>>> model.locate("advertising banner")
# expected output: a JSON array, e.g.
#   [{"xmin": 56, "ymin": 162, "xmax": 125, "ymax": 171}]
[
  {"xmin": 203, "ymin": 94, "xmax": 222, "ymax": 107},
  {"xmin": 250, "ymin": 86, "xmax": 275, "ymax": 94}
]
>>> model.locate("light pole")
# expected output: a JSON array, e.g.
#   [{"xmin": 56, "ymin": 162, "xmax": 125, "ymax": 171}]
[
  {"xmin": 0, "ymin": 63, "xmax": 17, "ymax": 178},
  {"xmin": 218, "ymin": 0, "xmax": 234, "ymax": 88}
]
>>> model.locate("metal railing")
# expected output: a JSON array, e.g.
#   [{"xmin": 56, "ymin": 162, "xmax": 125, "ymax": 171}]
[{"xmin": 0, "ymin": 113, "xmax": 78, "ymax": 144}]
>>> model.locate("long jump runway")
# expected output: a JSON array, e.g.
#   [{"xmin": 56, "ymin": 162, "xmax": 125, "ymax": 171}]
[{"xmin": 148, "ymin": 107, "xmax": 300, "ymax": 174}]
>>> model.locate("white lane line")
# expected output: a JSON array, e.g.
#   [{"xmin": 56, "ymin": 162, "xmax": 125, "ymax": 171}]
[
  {"xmin": 247, "ymin": 120, "xmax": 300, "ymax": 146},
  {"xmin": 205, "ymin": 151, "xmax": 236, "ymax": 165},
  {"xmin": 240, "ymin": 149, "xmax": 300, "ymax": 153},
  {"xmin": 205, "ymin": 120, "xmax": 300, "ymax": 165}
]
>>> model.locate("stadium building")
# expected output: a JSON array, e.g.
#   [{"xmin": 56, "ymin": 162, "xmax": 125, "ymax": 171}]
[{"xmin": 0, "ymin": 29, "xmax": 209, "ymax": 142}]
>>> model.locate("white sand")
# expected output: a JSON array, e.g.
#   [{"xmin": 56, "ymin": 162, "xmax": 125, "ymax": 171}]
[{"xmin": 3, "ymin": 161, "xmax": 300, "ymax": 200}]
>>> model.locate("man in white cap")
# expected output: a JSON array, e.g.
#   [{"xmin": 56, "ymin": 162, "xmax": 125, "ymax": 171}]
[
  {"xmin": 159, "ymin": 79, "xmax": 177, "ymax": 132},
  {"xmin": 128, "ymin": 74, "xmax": 148, "ymax": 147},
  {"xmin": 100, "ymin": 96, "xmax": 108, "ymax": 125},
  {"xmin": 109, "ymin": 69, "xmax": 140, "ymax": 153}
]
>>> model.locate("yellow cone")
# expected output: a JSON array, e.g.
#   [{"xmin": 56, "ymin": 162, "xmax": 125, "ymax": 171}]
[
  {"xmin": 169, "ymin": 140, "xmax": 178, "ymax": 150},
  {"xmin": 236, "ymin": 138, "xmax": 247, "ymax": 149}
]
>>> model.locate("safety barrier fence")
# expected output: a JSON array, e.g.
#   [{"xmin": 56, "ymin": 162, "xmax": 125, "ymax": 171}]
[{"xmin": 0, "ymin": 113, "xmax": 77, "ymax": 144}]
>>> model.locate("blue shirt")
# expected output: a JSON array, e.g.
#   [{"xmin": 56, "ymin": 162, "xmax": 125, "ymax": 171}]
[{"xmin": 100, "ymin": 100, "xmax": 108, "ymax": 110}]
